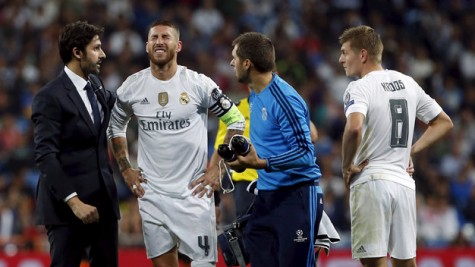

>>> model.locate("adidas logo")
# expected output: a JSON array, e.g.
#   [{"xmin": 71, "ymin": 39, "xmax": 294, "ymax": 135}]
[
  {"xmin": 356, "ymin": 245, "xmax": 366, "ymax": 253},
  {"xmin": 140, "ymin": 97, "xmax": 149, "ymax": 104}
]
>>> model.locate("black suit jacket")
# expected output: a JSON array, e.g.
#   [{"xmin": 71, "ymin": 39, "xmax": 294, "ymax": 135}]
[{"xmin": 31, "ymin": 70, "xmax": 119, "ymax": 225}]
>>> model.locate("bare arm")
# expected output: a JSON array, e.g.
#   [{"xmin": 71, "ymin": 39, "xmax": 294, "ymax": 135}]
[
  {"xmin": 341, "ymin": 112, "xmax": 366, "ymax": 188},
  {"xmin": 342, "ymin": 113, "xmax": 363, "ymax": 170},
  {"xmin": 109, "ymin": 136, "xmax": 145, "ymax": 197},
  {"xmin": 190, "ymin": 128, "xmax": 244, "ymax": 198},
  {"xmin": 411, "ymin": 111, "xmax": 453, "ymax": 156},
  {"xmin": 208, "ymin": 149, "xmax": 221, "ymax": 173},
  {"xmin": 109, "ymin": 136, "xmax": 131, "ymax": 172},
  {"xmin": 190, "ymin": 89, "xmax": 246, "ymax": 197}
]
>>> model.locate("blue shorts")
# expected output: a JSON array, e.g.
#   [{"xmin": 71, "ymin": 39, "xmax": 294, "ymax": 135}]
[{"xmin": 244, "ymin": 180, "xmax": 323, "ymax": 267}]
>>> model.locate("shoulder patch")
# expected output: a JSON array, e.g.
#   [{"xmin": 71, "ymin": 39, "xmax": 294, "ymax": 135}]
[
  {"xmin": 211, "ymin": 88, "xmax": 220, "ymax": 100},
  {"xmin": 344, "ymin": 92, "xmax": 354, "ymax": 112}
]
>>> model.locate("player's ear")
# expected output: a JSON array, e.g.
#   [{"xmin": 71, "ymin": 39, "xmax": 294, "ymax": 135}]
[
  {"xmin": 176, "ymin": 40, "xmax": 182, "ymax": 53},
  {"xmin": 73, "ymin": 47, "xmax": 81, "ymax": 60},
  {"xmin": 360, "ymin": 49, "xmax": 368, "ymax": 63},
  {"xmin": 145, "ymin": 42, "xmax": 149, "ymax": 54},
  {"xmin": 244, "ymin": 59, "xmax": 252, "ymax": 70}
]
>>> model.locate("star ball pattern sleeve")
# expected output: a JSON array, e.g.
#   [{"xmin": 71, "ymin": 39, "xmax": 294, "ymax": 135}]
[
  {"xmin": 108, "ymin": 65, "xmax": 241, "ymax": 198},
  {"xmin": 343, "ymin": 70, "xmax": 442, "ymax": 189}
]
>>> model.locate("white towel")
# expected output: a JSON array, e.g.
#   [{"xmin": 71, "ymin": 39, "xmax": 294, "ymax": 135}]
[{"xmin": 314, "ymin": 210, "xmax": 340, "ymax": 256}]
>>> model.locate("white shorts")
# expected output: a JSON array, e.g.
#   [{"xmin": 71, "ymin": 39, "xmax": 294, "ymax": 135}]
[
  {"xmin": 350, "ymin": 177, "xmax": 416, "ymax": 260},
  {"xmin": 138, "ymin": 183, "xmax": 217, "ymax": 263}
]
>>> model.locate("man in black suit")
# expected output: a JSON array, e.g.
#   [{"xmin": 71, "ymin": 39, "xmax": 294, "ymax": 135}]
[{"xmin": 31, "ymin": 21, "xmax": 119, "ymax": 267}]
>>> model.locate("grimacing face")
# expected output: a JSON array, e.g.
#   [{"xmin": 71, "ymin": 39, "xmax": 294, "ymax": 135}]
[
  {"xmin": 146, "ymin": 25, "xmax": 181, "ymax": 67},
  {"xmin": 339, "ymin": 41, "xmax": 362, "ymax": 78},
  {"xmin": 80, "ymin": 35, "xmax": 106, "ymax": 76}
]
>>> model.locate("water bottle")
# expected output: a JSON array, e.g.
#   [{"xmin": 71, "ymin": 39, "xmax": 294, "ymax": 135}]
[
  {"xmin": 217, "ymin": 144, "xmax": 237, "ymax": 162},
  {"xmin": 230, "ymin": 135, "xmax": 250, "ymax": 156},
  {"xmin": 217, "ymin": 143, "xmax": 245, "ymax": 173}
]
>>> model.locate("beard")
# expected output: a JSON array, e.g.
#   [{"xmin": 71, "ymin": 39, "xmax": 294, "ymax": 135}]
[
  {"xmin": 81, "ymin": 59, "xmax": 100, "ymax": 77},
  {"xmin": 149, "ymin": 49, "xmax": 175, "ymax": 67},
  {"xmin": 237, "ymin": 67, "xmax": 251, "ymax": 84}
]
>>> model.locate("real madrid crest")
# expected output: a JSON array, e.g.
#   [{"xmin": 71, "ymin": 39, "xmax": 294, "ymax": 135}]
[
  {"xmin": 179, "ymin": 92, "xmax": 190, "ymax": 105},
  {"xmin": 158, "ymin": 92, "xmax": 168, "ymax": 107},
  {"xmin": 261, "ymin": 107, "xmax": 267, "ymax": 121}
]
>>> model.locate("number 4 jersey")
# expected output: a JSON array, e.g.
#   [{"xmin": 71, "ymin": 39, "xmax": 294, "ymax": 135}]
[{"xmin": 343, "ymin": 70, "xmax": 442, "ymax": 190}]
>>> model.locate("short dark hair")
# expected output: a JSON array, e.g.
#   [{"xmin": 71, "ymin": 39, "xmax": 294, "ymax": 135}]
[
  {"xmin": 339, "ymin": 25, "xmax": 384, "ymax": 63},
  {"xmin": 148, "ymin": 20, "xmax": 180, "ymax": 39},
  {"xmin": 58, "ymin": 21, "xmax": 104, "ymax": 64},
  {"xmin": 232, "ymin": 32, "xmax": 275, "ymax": 73}
]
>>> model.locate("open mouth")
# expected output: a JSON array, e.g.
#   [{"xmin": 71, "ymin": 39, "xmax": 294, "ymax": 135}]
[{"xmin": 154, "ymin": 47, "xmax": 166, "ymax": 54}]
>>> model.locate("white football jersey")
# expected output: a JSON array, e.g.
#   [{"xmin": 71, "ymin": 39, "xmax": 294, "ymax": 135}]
[
  {"xmin": 108, "ymin": 65, "xmax": 219, "ymax": 198},
  {"xmin": 343, "ymin": 70, "xmax": 442, "ymax": 189}
]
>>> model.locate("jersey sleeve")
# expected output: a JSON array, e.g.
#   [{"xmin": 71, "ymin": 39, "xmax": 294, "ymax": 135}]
[
  {"xmin": 265, "ymin": 95, "xmax": 315, "ymax": 172},
  {"xmin": 199, "ymin": 76, "xmax": 244, "ymax": 131},
  {"xmin": 343, "ymin": 81, "xmax": 369, "ymax": 118},
  {"xmin": 107, "ymin": 80, "xmax": 134, "ymax": 139},
  {"xmin": 415, "ymin": 84, "xmax": 443, "ymax": 124}
]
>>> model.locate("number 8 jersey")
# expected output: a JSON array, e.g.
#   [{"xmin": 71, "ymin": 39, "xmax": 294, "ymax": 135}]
[{"xmin": 343, "ymin": 69, "xmax": 442, "ymax": 190}]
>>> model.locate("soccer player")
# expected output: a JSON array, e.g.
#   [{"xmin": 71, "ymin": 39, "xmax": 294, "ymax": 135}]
[
  {"xmin": 226, "ymin": 32, "xmax": 323, "ymax": 267},
  {"xmin": 107, "ymin": 20, "xmax": 245, "ymax": 267},
  {"xmin": 339, "ymin": 25, "xmax": 453, "ymax": 267}
]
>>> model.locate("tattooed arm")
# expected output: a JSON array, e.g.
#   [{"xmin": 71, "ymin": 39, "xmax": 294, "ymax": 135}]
[{"xmin": 109, "ymin": 137, "xmax": 145, "ymax": 198}]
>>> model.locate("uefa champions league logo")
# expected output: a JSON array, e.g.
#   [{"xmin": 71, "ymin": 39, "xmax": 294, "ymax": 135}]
[{"xmin": 293, "ymin": 229, "xmax": 307, "ymax": 243}]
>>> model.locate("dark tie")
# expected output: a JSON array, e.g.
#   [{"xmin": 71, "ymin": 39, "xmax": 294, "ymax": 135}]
[{"xmin": 85, "ymin": 82, "xmax": 101, "ymax": 131}]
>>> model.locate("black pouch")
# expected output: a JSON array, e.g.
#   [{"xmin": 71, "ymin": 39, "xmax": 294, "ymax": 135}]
[{"xmin": 218, "ymin": 214, "xmax": 251, "ymax": 267}]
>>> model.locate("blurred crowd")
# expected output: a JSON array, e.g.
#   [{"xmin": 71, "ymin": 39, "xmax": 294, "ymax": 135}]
[{"xmin": 0, "ymin": 0, "xmax": 475, "ymax": 254}]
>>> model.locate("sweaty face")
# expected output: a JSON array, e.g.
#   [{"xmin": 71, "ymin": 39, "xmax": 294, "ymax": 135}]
[
  {"xmin": 80, "ymin": 35, "xmax": 106, "ymax": 76},
  {"xmin": 230, "ymin": 45, "xmax": 250, "ymax": 83},
  {"xmin": 146, "ymin": 25, "xmax": 181, "ymax": 67},
  {"xmin": 339, "ymin": 41, "xmax": 362, "ymax": 78}
]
